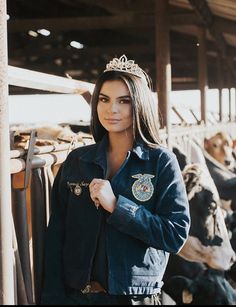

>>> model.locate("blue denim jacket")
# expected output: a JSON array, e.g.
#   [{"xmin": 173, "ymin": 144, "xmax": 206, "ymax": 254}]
[{"xmin": 41, "ymin": 136, "xmax": 190, "ymax": 303}]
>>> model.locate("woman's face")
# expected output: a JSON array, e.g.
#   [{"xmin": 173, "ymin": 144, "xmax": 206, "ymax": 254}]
[{"xmin": 97, "ymin": 80, "xmax": 133, "ymax": 135}]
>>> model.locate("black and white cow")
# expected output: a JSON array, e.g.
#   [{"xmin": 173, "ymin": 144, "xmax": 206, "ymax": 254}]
[
  {"xmin": 204, "ymin": 150, "xmax": 236, "ymax": 211},
  {"xmin": 163, "ymin": 163, "xmax": 236, "ymax": 305},
  {"xmin": 179, "ymin": 163, "xmax": 235, "ymax": 270},
  {"xmin": 163, "ymin": 268, "xmax": 236, "ymax": 305}
]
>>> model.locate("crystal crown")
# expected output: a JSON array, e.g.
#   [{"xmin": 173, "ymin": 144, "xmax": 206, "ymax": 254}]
[{"xmin": 104, "ymin": 55, "xmax": 146, "ymax": 80}]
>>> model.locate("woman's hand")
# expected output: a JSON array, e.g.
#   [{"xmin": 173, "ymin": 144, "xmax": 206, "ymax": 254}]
[{"xmin": 89, "ymin": 178, "xmax": 117, "ymax": 213}]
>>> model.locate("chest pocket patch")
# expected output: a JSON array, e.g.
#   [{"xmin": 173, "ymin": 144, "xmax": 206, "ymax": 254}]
[
  {"xmin": 131, "ymin": 174, "xmax": 155, "ymax": 202},
  {"xmin": 67, "ymin": 181, "xmax": 89, "ymax": 197}
]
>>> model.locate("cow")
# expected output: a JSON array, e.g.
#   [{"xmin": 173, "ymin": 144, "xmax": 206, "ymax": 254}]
[
  {"xmin": 203, "ymin": 132, "xmax": 236, "ymax": 210},
  {"xmin": 173, "ymin": 146, "xmax": 233, "ymax": 270},
  {"xmin": 203, "ymin": 149, "xmax": 236, "ymax": 211},
  {"xmin": 163, "ymin": 268, "xmax": 236, "ymax": 305},
  {"xmin": 172, "ymin": 143, "xmax": 190, "ymax": 170},
  {"xmin": 162, "ymin": 163, "xmax": 236, "ymax": 305},
  {"xmin": 178, "ymin": 163, "xmax": 235, "ymax": 270},
  {"xmin": 184, "ymin": 136, "xmax": 236, "ymax": 212}
]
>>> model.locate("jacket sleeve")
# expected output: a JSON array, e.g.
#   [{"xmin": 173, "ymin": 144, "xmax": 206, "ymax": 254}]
[
  {"xmin": 40, "ymin": 163, "xmax": 69, "ymax": 305},
  {"xmin": 107, "ymin": 152, "xmax": 191, "ymax": 254}
]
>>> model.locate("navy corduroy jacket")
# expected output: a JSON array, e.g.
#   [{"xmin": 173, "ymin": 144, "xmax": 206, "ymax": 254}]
[{"xmin": 41, "ymin": 136, "xmax": 190, "ymax": 304}]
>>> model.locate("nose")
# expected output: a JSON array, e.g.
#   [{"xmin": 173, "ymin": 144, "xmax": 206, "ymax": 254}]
[
  {"xmin": 109, "ymin": 101, "xmax": 118, "ymax": 113},
  {"xmin": 230, "ymin": 252, "xmax": 236, "ymax": 267},
  {"xmin": 224, "ymin": 147, "xmax": 234, "ymax": 166},
  {"xmin": 225, "ymin": 159, "xmax": 232, "ymax": 166}
]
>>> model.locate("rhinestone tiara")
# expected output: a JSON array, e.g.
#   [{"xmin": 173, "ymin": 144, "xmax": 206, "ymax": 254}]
[{"xmin": 104, "ymin": 54, "xmax": 146, "ymax": 80}]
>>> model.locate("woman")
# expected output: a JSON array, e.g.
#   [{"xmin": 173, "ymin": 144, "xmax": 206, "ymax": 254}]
[{"xmin": 41, "ymin": 55, "xmax": 190, "ymax": 305}]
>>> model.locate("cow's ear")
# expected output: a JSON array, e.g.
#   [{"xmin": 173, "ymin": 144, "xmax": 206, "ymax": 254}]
[
  {"xmin": 182, "ymin": 289, "xmax": 193, "ymax": 304},
  {"xmin": 163, "ymin": 275, "xmax": 192, "ymax": 304}
]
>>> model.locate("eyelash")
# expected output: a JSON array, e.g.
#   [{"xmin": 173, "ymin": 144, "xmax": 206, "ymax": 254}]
[
  {"xmin": 98, "ymin": 97, "xmax": 131, "ymax": 104},
  {"xmin": 120, "ymin": 99, "xmax": 131, "ymax": 104}
]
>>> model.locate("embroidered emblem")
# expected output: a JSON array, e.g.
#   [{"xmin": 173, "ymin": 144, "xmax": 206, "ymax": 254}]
[
  {"xmin": 131, "ymin": 174, "xmax": 155, "ymax": 202},
  {"xmin": 67, "ymin": 181, "xmax": 89, "ymax": 196},
  {"xmin": 74, "ymin": 185, "xmax": 82, "ymax": 196}
]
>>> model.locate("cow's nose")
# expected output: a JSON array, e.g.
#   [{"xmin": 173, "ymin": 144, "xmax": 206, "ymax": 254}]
[
  {"xmin": 225, "ymin": 159, "xmax": 232, "ymax": 166},
  {"xmin": 230, "ymin": 253, "xmax": 236, "ymax": 266}
]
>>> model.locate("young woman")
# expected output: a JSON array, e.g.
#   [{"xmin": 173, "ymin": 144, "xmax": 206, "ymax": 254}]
[{"xmin": 41, "ymin": 55, "xmax": 190, "ymax": 305}]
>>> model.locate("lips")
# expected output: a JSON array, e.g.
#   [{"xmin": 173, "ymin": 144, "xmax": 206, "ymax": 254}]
[{"xmin": 105, "ymin": 118, "xmax": 120, "ymax": 124}]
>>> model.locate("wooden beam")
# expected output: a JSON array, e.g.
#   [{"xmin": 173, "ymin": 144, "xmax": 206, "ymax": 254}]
[
  {"xmin": 6, "ymin": 13, "xmax": 201, "ymax": 33},
  {"xmin": 76, "ymin": 0, "xmax": 154, "ymax": 14},
  {"xmin": 188, "ymin": 0, "xmax": 225, "ymax": 56},
  {"xmin": 188, "ymin": 0, "xmax": 236, "ymax": 83},
  {"xmin": 7, "ymin": 11, "xmax": 236, "ymax": 35},
  {"xmin": 11, "ymin": 45, "xmax": 153, "ymax": 59},
  {"xmin": 217, "ymin": 54, "xmax": 223, "ymax": 121},
  {"xmin": 8, "ymin": 65, "xmax": 94, "ymax": 94},
  {"xmin": 197, "ymin": 27, "xmax": 208, "ymax": 124},
  {"xmin": 155, "ymin": 0, "xmax": 172, "ymax": 139},
  {"xmin": 215, "ymin": 16, "xmax": 236, "ymax": 36},
  {"xmin": 7, "ymin": 15, "xmax": 154, "ymax": 32}
]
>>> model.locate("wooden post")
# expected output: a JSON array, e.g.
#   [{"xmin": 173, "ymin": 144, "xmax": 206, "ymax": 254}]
[
  {"xmin": 229, "ymin": 88, "xmax": 232, "ymax": 122},
  {"xmin": 0, "ymin": 0, "xmax": 15, "ymax": 304},
  {"xmin": 217, "ymin": 54, "xmax": 223, "ymax": 122},
  {"xmin": 197, "ymin": 27, "xmax": 208, "ymax": 124},
  {"xmin": 227, "ymin": 71, "xmax": 232, "ymax": 122},
  {"xmin": 235, "ymin": 89, "xmax": 236, "ymax": 121},
  {"xmin": 155, "ymin": 0, "xmax": 172, "ymax": 147}
]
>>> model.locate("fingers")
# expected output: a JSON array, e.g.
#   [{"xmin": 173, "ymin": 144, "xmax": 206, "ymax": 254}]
[
  {"xmin": 89, "ymin": 178, "xmax": 103, "ymax": 209},
  {"xmin": 89, "ymin": 178, "xmax": 104, "ymax": 193},
  {"xmin": 89, "ymin": 178, "xmax": 103, "ymax": 189}
]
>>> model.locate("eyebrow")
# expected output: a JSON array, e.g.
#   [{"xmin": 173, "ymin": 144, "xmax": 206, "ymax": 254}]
[{"xmin": 99, "ymin": 93, "xmax": 131, "ymax": 99}]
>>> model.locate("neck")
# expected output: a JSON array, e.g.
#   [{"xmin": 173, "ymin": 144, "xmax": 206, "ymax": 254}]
[
  {"xmin": 106, "ymin": 132, "xmax": 134, "ymax": 180},
  {"xmin": 108, "ymin": 132, "xmax": 133, "ymax": 153}
]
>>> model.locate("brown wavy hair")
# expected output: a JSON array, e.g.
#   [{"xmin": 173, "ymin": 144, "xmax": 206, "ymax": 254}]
[{"xmin": 90, "ymin": 70, "xmax": 161, "ymax": 148}]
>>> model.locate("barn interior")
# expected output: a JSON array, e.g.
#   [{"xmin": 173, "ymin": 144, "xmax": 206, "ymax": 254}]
[
  {"xmin": 1, "ymin": 1, "xmax": 236, "ymax": 305},
  {"xmin": 7, "ymin": 0, "xmax": 236, "ymax": 94}
]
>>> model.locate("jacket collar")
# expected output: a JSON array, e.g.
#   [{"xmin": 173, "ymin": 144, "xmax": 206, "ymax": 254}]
[{"xmin": 80, "ymin": 134, "xmax": 150, "ymax": 168}]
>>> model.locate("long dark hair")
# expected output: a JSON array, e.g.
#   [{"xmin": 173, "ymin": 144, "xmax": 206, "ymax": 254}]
[{"xmin": 90, "ymin": 70, "xmax": 161, "ymax": 147}]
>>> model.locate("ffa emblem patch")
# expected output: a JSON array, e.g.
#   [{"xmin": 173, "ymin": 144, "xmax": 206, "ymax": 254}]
[
  {"xmin": 131, "ymin": 174, "xmax": 155, "ymax": 202},
  {"xmin": 67, "ymin": 182, "xmax": 82, "ymax": 196}
]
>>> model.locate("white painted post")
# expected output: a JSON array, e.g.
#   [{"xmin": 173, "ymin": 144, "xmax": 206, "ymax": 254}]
[{"xmin": 0, "ymin": 0, "xmax": 15, "ymax": 304}]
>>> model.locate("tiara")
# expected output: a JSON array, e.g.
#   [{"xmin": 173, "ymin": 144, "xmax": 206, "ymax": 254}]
[{"xmin": 104, "ymin": 55, "xmax": 146, "ymax": 80}]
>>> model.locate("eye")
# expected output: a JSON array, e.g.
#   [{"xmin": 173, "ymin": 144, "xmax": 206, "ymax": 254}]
[
  {"xmin": 213, "ymin": 143, "xmax": 218, "ymax": 148},
  {"xmin": 98, "ymin": 96, "xmax": 108, "ymax": 103},
  {"xmin": 119, "ymin": 98, "xmax": 131, "ymax": 104}
]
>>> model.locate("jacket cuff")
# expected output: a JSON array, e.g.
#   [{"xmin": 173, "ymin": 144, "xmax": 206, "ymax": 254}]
[{"xmin": 107, "ymin": 195, "xmax": 139, "ymax": 228}]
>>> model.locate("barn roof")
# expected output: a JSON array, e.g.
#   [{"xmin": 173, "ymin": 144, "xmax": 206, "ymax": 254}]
[{"xmin": 7, "ymin": 0, "xmax": 236, "ymax": 93}]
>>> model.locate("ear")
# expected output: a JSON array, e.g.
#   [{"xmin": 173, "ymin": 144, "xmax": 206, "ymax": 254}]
[
  {"xmin": 163, "ymin": 275, "xmax": 193, "ymax": 304},
  {"xmin": 183, "ymin": 289, "xmax": 193, "ymax": 304}
]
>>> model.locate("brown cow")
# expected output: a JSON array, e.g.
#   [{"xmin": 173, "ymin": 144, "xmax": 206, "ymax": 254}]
[{"xmin": 204, "ymin": 132, "xmax": 234, "ymax": 169}]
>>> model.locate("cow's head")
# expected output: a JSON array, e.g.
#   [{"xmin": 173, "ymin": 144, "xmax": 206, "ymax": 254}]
[
  {"xmin": 163, "ymin": 269, "xmax": 236, "ymax": 305},
  {"xmin": 204, "ymin": 132, "xmax": 234, "ymax": 168}
]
